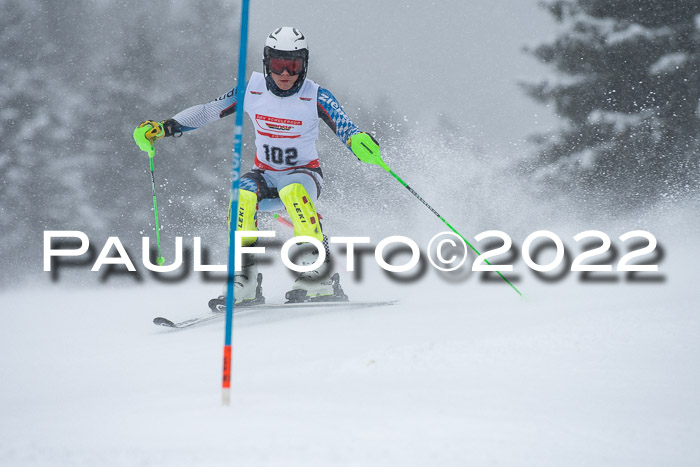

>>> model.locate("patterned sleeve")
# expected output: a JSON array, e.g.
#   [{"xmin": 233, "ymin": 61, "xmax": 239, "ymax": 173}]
[
  {"xmin": 170, "ymin": 87, "xmax": 239, "ymax": 132},
  {"xmin": 317, "ymin": 87, "xmax": 362, "ymax": 149}
]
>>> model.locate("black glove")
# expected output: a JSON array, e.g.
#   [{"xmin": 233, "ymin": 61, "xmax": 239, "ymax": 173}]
[{"xmin": 161, "ymin": 118, "xmax": 183, "ymax": 137}]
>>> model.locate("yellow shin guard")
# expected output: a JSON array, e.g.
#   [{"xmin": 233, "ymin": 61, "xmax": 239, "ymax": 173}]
[
  {"xmin": 229, "ymin": 189, "xmax": 258, "ymax": 246},
  {"xmin": 279, "ymin": 183, "xmax": 324, "ymax": 242}
]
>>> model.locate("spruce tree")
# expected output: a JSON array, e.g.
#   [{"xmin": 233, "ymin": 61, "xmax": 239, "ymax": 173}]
[
  {"xmin": 0, "ymin": 0, "xmax": 96, "ymax": 285},
  {"xmin": 523, "ymin": 0, "xmax": 700, "ymax": 208}
]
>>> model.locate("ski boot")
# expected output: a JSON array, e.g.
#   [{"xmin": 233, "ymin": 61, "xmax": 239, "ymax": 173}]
[
  {"xmin": 284, "ymin": 243, "xmax": 348, "ymax": 303},
  {"xmin": 208, "ymin": 254, "xmax": 265, "ymax": 312}
]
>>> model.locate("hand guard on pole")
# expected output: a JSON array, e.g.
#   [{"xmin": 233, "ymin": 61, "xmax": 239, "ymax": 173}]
[
  {"xmin": 348, "ymin": 132, "xmax": 389, "ymax": 171},
  {"xmin": 133, "ymin": 120, "xmax": 165, "ymax": 153}
]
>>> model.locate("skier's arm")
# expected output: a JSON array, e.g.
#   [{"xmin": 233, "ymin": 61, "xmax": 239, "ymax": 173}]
[
  {"xmin": 317, "ymin": 87, "xmax": 362, "ymax": 149},
  {"xmin": 165, "ymin": 86, "xmax": 239, "ymax": 136},
  {"xmin": 317, "ymin": 87, "xmax": 383, "ymax": 168},
  {"xmin": 133, "ymin": 86, "xmax": 240, "ymax": 150}
]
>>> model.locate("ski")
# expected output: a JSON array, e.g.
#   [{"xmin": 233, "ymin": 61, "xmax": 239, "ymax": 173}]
[
  {"xmin": 153, "ymin": 300, "xmax": 398, "ymax": 329},
  {"xmin": 153, "ymin": 314, "xmax": 223, "ymax": 329}
]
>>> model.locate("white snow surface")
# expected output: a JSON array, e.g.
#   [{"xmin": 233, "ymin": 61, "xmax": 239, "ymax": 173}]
[{"xmin": 2, "ymin": 213, "xmax": 700, "ymax": 467}]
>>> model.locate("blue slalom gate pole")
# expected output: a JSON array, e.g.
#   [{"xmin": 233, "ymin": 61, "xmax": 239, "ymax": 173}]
[{"xmin": 222, "ymin": 0, "xmax": 250, "ymax": 406}]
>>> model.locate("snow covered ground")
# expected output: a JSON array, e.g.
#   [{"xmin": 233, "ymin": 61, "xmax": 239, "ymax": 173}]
[{"xmin": 2, "ymin": 209, "xmax": 699, "ymax": 467}]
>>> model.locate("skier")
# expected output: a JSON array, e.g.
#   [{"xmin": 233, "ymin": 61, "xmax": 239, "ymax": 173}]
[{"xmin": 133, "ymin": 27, "xmax": 382, "ymax": 306}]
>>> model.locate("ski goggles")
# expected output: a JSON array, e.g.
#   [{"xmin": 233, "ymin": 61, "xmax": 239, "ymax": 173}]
[{"xmin": 268, "ymin": 57, "xmax": 304, "ymax": 75}]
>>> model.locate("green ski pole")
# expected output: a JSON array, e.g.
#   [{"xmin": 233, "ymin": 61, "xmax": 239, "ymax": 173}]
[
  {"xmin": 147, "ymin": 149, "xmax": 166, "ymax": 266},
  {"xmin": 353, "ymin": 137, "xmax": 522, "ymax": 297},
  {"xmin": 133, "ymin": 125, "xmax": 166, "ymax": 266}
]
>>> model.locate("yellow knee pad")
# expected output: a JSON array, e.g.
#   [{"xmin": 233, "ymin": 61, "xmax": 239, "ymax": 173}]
[
  {"xmin": 279, "ymin": 183, "xmax": 323, "ymax": 242},
  {"xmin": 228, "ymin": 189, "xmax": 258, "ymax": 246}
]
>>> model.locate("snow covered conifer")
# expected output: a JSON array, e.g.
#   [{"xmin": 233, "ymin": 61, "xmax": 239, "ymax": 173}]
[{"xmin": 523, "ymin": 0, "xmax": 700, "ymax": 208}]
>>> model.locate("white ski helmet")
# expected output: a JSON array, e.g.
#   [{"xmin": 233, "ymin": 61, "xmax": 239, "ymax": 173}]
[{"xmin": 263, "ymin": 27, "xmax": 309, "ymax": 97}]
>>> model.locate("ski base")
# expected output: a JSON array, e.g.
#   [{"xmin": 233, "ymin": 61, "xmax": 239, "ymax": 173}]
[{"xmin": 153, "ymin": 300, "xmax": 397, "ymax": 329}]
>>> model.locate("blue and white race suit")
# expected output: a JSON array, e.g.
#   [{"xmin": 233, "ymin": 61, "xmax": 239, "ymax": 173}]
[{"xmin": 169, "ymin": 72, "xmax": 362, "ymax": 210}]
